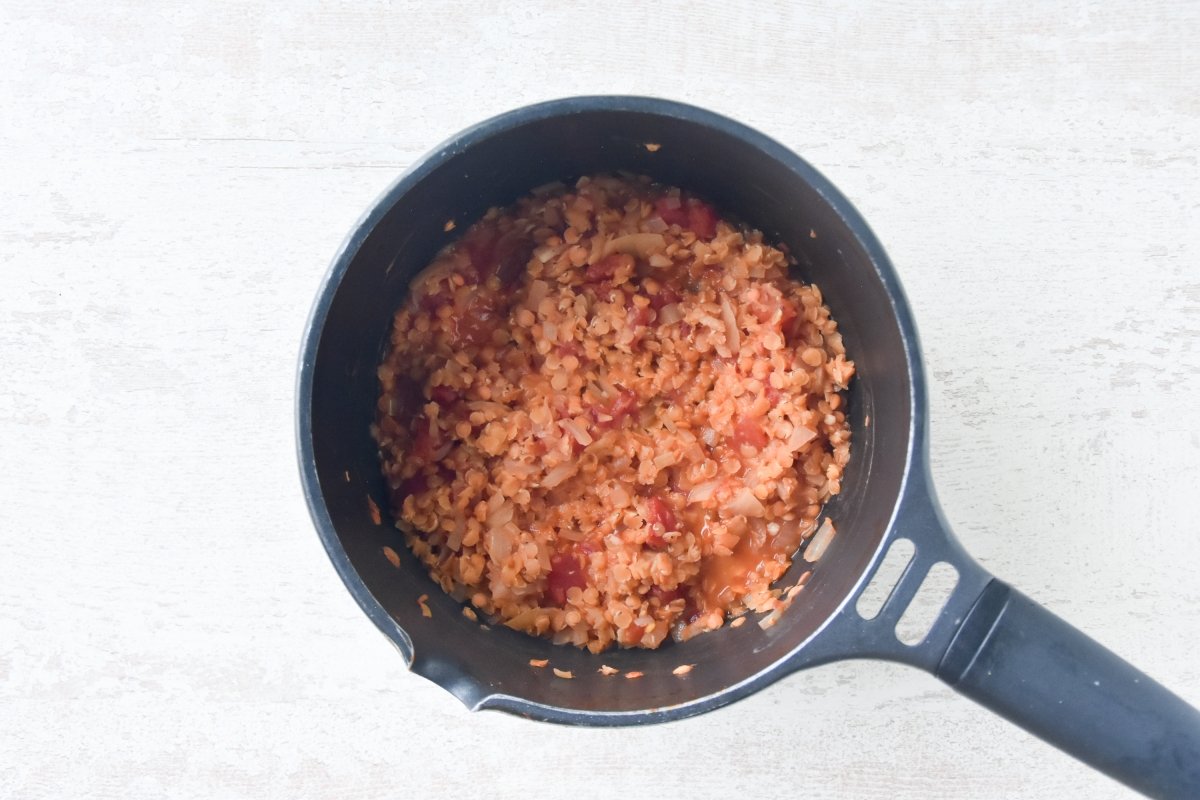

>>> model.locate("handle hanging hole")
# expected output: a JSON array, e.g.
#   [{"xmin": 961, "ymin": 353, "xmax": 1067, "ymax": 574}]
[
  {"xmin": 856, "ymin": 538, "xmax": 915, "ymax": 620},
  {"xmin": 895, "ymin": 561, "xmax": 960, "ymax": 646}
]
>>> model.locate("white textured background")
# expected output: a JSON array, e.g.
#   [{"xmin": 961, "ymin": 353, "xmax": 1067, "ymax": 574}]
[{"xmin": 2, "ymin": 2, "xmax": 1198, "ymax": 798}]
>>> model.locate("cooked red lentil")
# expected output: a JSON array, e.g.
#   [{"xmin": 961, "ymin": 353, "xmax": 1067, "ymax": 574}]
[{"xmin": 373, "ymin": 174, "xmax": 853, "ymax": 652}]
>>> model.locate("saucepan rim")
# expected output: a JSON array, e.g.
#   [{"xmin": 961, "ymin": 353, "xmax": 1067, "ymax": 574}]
[{"xmin": 296, "ymin": 95, "xmax": 928, "ymax": 724}]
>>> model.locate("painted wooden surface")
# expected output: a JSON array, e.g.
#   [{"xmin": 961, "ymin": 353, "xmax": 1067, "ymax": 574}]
[{"xmin": 2, "ymin": 2, "xmax": 1197, "ymax": 797}]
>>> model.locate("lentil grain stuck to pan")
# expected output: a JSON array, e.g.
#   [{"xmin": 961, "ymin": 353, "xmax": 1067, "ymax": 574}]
[{"xmin": 373, "ymin": 174, "xmax": 854, "ymax": 653}]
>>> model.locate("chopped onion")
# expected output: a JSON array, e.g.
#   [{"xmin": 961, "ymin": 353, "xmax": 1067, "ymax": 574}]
[
  {"xmin": 688, "ymin": 479, "xmax": 722, "ymax": 504},
  {"xmin": 485, "ymin": 526, "xmax": 515, "ymax": 562},
  {"xmin": 758, "ymin": 609, "xmax": 783, "ymax": 629},
  {"xmin": 486, "ymin": 501, "xmax": 514, "ymax": 529},
  {"xmin": 467, "ymin": 401, "xmax": 511, "ymax": 416},
  {"xmin": 719, "ymin": 294, "xmax": 740, "ymax": 352},
  {"xmin": 804, "ymin": 518, "xmax": 837, "ymax": 563},
  {"xmin": 542, "ymin": 462, "xmax": 577, "ymax": 489},
  {"xmin": 726, "ymin": 487, "xmax": 765, "ymax": 517},
  {"xmin": 775, "ymin": 517, "xmax": 808, "ymax": 551},
  {"xmin": 447, "ymin": 522, "xmax": 465, "ymax": 551},
  {"xmin": 644, "ymin": 216, "xmax": 669, "ymax": 233},
  {"xmin": 787, "ymin": 425, "xmax": 818, "ymax": 451},
  {"xmin": 657, "ymin": 303, "xmax": 682, "ymax": 325},
  {"xmin": 505, "ymin": 607, "xmax": 538, "ymax": 629},
  {"xmin": 527, "ymin": 279, "xmax": 550, "ymax": 308},
  {"xmin": 502, "ymin": 459, "xmax": 539, "ymax": 476},
  {"xmin": 560, "ymin": 418, "xmax": 593, "ymax": 447},
  {"xmin": 603, "ymin": 233, "xmax": 666, "ymax": 259},
  {"xmin": 653, "ymin": 451, "xmax": 678, "ymax": 469},
  {"xmin": 700, "ymin": 427, "xmax": 717, "ymax": 448}
]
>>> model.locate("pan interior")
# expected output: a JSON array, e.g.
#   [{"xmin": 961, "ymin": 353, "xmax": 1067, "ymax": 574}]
[{"xmin": 304, "ymin": 100, "xmax": 914, "ymax": 717}]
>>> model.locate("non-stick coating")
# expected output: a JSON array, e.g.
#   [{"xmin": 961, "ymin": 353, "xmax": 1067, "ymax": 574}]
[{"xmin": 298, "ymin": 97, "xmax": 919, "ymax": 723}]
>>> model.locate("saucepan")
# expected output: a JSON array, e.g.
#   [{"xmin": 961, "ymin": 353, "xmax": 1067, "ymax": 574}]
[{"xmin": 296, "ymin": 96, "xmax": 1200, "ymax": 798}]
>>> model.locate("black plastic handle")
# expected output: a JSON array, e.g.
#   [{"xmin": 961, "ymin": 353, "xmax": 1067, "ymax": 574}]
[{"xmin": 937, "ymin": 580, "xmax": 1200, "ymax": 799}]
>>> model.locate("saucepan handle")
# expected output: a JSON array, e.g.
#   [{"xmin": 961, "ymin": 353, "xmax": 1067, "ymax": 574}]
[{"xmin": 937, "ymin": 580, "xmax": 1200, "ymax": 799}]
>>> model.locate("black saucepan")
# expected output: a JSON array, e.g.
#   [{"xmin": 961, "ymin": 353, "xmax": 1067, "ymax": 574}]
[{"xmin": 297, "ymin": 97, "xmax": 1200, "ymax": 798}]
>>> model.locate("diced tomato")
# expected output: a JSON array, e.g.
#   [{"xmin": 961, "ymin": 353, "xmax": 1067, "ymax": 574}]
[
  {"xmin": 585, "ymin": 253, "xmax": 634, "ymax": 284},
  {"xmin": 644, "ymin": 494, "xmax": 677, "ymax": 549},
  {"xmin": 612, "ymin": 388, "xmax": 638, "ymax": 418},
  {"xmin": 452, "ymin": 290, "xmax": 501, "ymax": 347},
  {"xmin": 646, "ymin": 496, "xmax": 678, "ymax": 532},
  {"xmin": 625, "ymin": 622, "xmax": 646, "ymax": 645},
  {"xmin": 627, "ymin": 304, "xmax": 654, "ymax": 328},
  {"xmin": 648, "ymin": 584, "xmax": 687, "ymax": 606},
  {"xmin": 590, "ymin": 285, "xmax": 626, "ymax": 310},
  {"xmin": 429, "ymin": 384, "xmax": 459, "ymax": 406},
  {"xmin": 778, "ymin": 298, "xmax": 799, "ymax": 338},
  {"xmin": 687, "ymin": 201, "xmax": 718, "ymax": 239},
  {"xmin": 590, "ymin": 386, "xmax": 638, "ymax": 430},
  {"xmin": 654, "ymin": 196, "xmax": 718, "ymax": 239},
  {"xmin": 410, "ymin": 415, "xmax": 439, "ymax": 460},
  {"xmin": 492, "ymin": 231, "xmax": 534, "ymax": 288},
  {"xmin": 649, "ymin": 285, "xmax": 682, "ymax": 311},
  {"xmin": 654, "ymin": 196, "xmax": 690, "ymax": 228},
  {"xmin": 678, "ymin": 321, "xmax": 692, "ymax": 337},
  {"xmin": 377, "ymin": 415, "xmax": 405, "ymax": 439},
  {"xmin": 764, "ymin": 383, "xmax": 783, "ymax": 407},
  {"xmin": 418, "ymin": 287, "xmax": 453, "ymax": 314},
  {"xmin": 730, "ymin": 417, "xmax": 769, "ymax": 452},
  {"xmin": 555, "ymin": 342, "xmax": 583, "ymax": 360},
  {"xmin": 459, "ymin": 226, "xmax": 500, "ymax": 284},
  {"xmin": 546, "ymin": 551, "xmax": 588, "ymax": 607},
  {"xmin": 458, "ymin": 226, "xmax": 533, "ymax": 287}
]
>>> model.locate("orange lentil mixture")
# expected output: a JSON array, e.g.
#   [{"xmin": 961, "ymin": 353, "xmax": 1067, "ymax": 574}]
[{"xmin": 373, "ymin": 175, "xmax": 853, "ymax": 652}]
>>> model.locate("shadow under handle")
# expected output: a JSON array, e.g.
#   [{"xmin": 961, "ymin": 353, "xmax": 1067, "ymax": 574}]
[{"xmin": 937, "ymin": 580, "xmax": 1200, "ymax": 799}]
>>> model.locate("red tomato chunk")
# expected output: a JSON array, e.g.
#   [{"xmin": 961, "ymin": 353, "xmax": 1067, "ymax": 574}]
[
  {"xmin": 585, "ymin": 253, "xmax": 633, "ymax": 284},
  {"xmin": 654, "ymin": 196, "xmax": 718, "ymax": 239},
  {"xmin": 546, "ymin": 551, "xmax": 588, "ymax": 607},
  {"xmin": 654, "ymin": 197, "xmax": 689, "ymax": 228},
  {"xmin": 410, "ymin": 415, "xmax": 440, "ymax": 460},
  {"xmin": 649, "ymin": 285, "xmax": 683, "ymax": 311},
  {"xmin": 686, "ymin": 201, "xmax": 718, "ymax": 239},
  {"xmin": 452, "ymin": 291, "xmax": 501, "ymax": 347},
  {"xmin": 648, "ymin": 584, "xmax": 687, "ymax": 606},
  {"xmin": 591, "ymin": 387, "xmax": 639, "ymax": 430},
  {"xmin": 460, "ymin": 227, "xmax": 533, "ymax": 288},
  {"xmin": 730, "ymin": 417, "xmax": 769, "ymax": 451},
  {"xmin": 429, "ymin": 384, "xmax": 459, "ymax": 406},
  {"xmin": 646, "ymin": 496, "xmax": 678, "ymax": 532}
]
